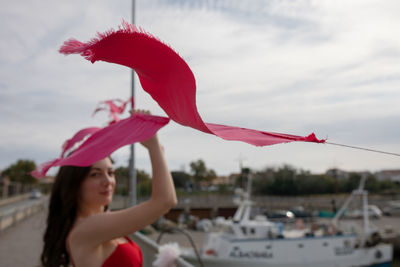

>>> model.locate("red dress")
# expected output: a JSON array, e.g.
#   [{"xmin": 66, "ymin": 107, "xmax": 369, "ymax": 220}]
[
  {"xmin": 67, "ymin": 236, "xmax": 143, "ymax": 267},
  {"xmin": 102, "ymin": 237, "xmax": 143, "ymax": 267}
]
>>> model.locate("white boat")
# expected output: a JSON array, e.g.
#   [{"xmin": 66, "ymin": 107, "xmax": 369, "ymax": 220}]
[{"xmin": 181, "ymin": 175, "xmax": 393, "ymax": 267}]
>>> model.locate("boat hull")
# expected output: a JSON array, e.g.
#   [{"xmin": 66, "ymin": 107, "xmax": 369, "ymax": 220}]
[
  {"xmin": 183, "ymin": 257, "xmax": 392, "ymax": 267},
  {"xmin": 182, "ymin": 235, "xmax": 393, "ymax": 267}
]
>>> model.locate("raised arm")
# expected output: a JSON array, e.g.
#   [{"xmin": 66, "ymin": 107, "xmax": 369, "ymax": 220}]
[{"xmin": 70, "ymin": 111, "xmax": 177, "ymax": 248}]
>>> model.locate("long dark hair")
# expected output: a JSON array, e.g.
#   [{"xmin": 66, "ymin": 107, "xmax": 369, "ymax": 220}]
[{"xmin": 41, "ymin": 165, "xmax": 91, "ymax": 267}]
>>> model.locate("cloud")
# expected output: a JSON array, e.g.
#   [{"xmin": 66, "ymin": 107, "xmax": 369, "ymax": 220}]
[{"xmin": 0, "ymin": 0, "xmax": 399, "ymax": 175}]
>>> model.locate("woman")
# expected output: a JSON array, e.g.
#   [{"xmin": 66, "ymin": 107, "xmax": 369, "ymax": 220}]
[{"xmin": 41, "ymin": 110, "xmax": 177, "ymax": 267}]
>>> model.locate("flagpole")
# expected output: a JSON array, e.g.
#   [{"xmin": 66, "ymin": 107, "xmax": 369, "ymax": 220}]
[{"xmin": 129, "ymin": 0, "xmax": 137, "ymax": 207}]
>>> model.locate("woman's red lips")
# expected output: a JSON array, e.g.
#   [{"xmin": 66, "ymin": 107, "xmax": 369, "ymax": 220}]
[{"xmin": 100, "ymin": 190, "xmax": 112, "ymax": 195}]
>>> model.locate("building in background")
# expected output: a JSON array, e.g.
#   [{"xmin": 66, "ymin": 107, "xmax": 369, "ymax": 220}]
[{"xmin": 375, "ymin": 170, "xmax": 400, "ymax": 183}]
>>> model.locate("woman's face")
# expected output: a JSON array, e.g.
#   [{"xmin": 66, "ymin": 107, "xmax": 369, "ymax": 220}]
[{"xmin": 79, "ymin": 158, "xmax": 116, "ymax": 210}]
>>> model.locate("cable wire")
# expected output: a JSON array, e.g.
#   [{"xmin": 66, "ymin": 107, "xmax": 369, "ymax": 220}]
[{"xmin": 325, "ymin": 141, "xmax": 400, "ymax": 157}]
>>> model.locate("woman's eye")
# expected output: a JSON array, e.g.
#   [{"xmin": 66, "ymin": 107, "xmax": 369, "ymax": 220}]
[
  {"xmin": 90, "ymin": 172, "xmax": 100, "ymax": 177},
  {"xmin": 108, "ymin": 171, "xmax": 115, "ymax": 176}
]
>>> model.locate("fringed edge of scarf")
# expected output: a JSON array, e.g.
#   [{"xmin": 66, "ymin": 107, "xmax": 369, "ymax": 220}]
[{"xmin": 59, "ymin": 19, "xmax": 175, "ymax": 62}]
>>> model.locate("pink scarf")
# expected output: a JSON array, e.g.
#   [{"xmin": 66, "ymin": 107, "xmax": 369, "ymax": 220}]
[
  {"xmin": 32, "ymin": 114, "xmax": 169, "ymax": 178},
  {"xmin": 32, "ymin": 20, "xmax": 324, "ymax": 178}
]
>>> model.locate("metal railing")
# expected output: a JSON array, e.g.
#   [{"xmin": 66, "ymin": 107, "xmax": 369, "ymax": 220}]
[
  {"xmin": 0, "ymin": 197, "xmax": 47, "ymax": 232},
  {"xmin": 130, "ymin": 231, "xmax": 195, "ymax": 267}
]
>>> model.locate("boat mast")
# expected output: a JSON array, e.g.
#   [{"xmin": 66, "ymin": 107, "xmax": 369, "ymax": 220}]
[
  {"xmin": 361, "ymin": 173, "xmax": 371, "ymax": 244},
  {"xmin": 128, "ymin": 0, "xmax": 137, "ymax": 207},
  {"xmin": 332, "ymin": 175, "xmax": 371, "ymax": 245}
]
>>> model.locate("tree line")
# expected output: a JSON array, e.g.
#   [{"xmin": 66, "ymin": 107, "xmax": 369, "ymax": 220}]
[
  {"xmin": 0, "ymin": 159, "xmax": 218, "ymax": 196},
  {"xmin": 1, "ymin": 159, "xmax": 399, "ymax": 196},
  {"xmin": 115, "ymin": 159, "xmax": 218, "ymax": 196},
  {"xmin": 252, "ymin": 165, "xmax": 400, "ymax": 196}
]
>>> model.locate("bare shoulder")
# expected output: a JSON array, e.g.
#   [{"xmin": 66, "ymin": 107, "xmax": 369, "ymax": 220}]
[
  {"xmin": 69, "ymin": 214, "xmax": 105, "ymax": 245},
  {"xmin": 68, "ymin": 219, "xmax": 115, "ymax": 267},
  {"xmin": 69, "ymin": 210, "xmax": 127, "ymax": 247},
  {"xmin": 71, "ymin": 199, "xmax": 175, "ymax": 247}
]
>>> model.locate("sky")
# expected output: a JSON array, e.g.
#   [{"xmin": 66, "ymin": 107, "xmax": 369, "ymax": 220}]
[{"xmin": 0, "ymin": 0, "xmax": 399, "ymax": 177}]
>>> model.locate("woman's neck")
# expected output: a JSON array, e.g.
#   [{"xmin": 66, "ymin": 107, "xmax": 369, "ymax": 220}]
[{"xmin": 77, "ymin": 204, "xmax": 104, "ymax": 218}]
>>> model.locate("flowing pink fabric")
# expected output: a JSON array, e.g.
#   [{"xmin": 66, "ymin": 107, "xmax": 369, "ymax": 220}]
[
  {"xmin": 59, "ymin": 20, "xmax": 325, "ymax": 146},
  {"xmin": 61, "ymin": 127, "xmax": 100, "ymax": 158},
  {"xmin": 93, "ymin": 97, "xmax": 134, "ymax": 124},
  {"xmin": 33, "ymin": 21, "xmax": 325, "ymax": 178},
  {"xmin": 32, "ymin": 114, "xmax": 169, "ymax": 178}
]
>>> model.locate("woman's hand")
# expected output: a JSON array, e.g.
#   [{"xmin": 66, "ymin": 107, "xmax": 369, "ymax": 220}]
[{"xmin": 129, "ymin": 109, "xmax": 160, "ymax": 150}]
